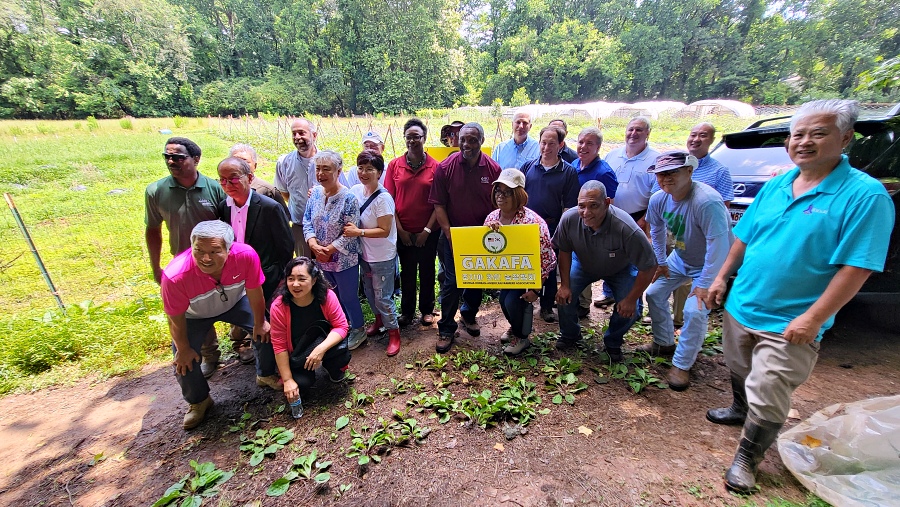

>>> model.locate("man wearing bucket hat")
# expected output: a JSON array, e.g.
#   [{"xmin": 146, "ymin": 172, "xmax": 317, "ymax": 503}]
[
  {"xmin": 643, "ymin": 150, "xmax": 733, "ymax": 390},
  {"xmin": 439, "ymin": 121, "xmax": 465, "ymax": 147},
  {"xmin": 345, "ymin": 131, "xmax": 387, "ymax": 187}
]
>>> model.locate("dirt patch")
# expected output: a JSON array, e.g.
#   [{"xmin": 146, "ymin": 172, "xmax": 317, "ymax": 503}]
[{"xmin": 0, "ymin": 300, "xmax": 896, "ymax": 507}]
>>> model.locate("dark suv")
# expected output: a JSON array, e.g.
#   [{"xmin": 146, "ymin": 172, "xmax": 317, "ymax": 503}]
[{"xmin": 709, "ymin": 104, "xmax": 900, "ymax": 328}]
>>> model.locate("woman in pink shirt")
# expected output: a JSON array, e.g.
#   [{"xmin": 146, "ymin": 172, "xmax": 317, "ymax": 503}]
[{"xmin": 270, "ymin": 257, "xmax": 351, "ymax": 410}]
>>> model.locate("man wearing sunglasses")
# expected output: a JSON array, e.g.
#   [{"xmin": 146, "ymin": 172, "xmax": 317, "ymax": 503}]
[
  {"xmin": 146, "ymin": 137, "xmax": 225, "ymax": 378},
  {"xmin": 643, "ymin": 150, "xmax": 733, "ymax": 391},
  {"xmin": 161, "ymin": 221, "xmax": 269, "ymax": 430}
]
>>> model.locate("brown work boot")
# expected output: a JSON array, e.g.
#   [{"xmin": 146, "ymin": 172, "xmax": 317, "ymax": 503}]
[
  {"xmin": 635, "ymin": 341, "xmax": 677, "ymax": 357},
  {"xmin": 667, "ymin": 367, "xmax": 691, "ymax": 391},
  {"xmin": 256, "ymin": 375, "xmax": 282, "ymax": 391},
  {"xmin": 183, "ymin": 396, "xmax": 213, "ymax": 430},
  {"xmin": 436, "ymin": 332, "xmax": 456, "ymax": 353}
]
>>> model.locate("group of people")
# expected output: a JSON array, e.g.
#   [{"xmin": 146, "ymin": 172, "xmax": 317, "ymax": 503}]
[{"xmin": 146, "ymin": 99, "xmax": 893, "ymax": 495}]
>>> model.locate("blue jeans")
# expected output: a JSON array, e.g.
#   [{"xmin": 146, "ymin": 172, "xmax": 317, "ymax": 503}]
[
  {"xmin": 437, "ymin": 233, "xmax": 482, "ymax": 335},
  {"xmin": 361, "ymin": 258, "xmax": 399, "ymax": 330},
  {"xmin": 645, "ymin": 252, "xmax": 709, "ymax": 370},
  {"xmin": 325, "ymin": 266, "xmax": 364, "ymax": 329},
  {"xmin": 558, "ymin": 254, "xmax": 641, "ymax": 351},
  {"xmin": 500, "ymin": 289, "xmax": 534, "ymax": 340},
  {"xmin": 176, "ymin": 295, "xmax": 275, "ymax": 403}
]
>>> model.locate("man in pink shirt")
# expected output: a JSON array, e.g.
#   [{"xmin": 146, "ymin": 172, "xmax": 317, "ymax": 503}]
[{"xmin": 161, "ymin": 220, "xmax": 269, "ymax": 429}]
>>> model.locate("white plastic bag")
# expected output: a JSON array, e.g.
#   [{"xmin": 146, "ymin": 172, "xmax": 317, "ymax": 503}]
[{"xmin": 778, "ymin": 395, "xmax": 900, "ymax": 507}]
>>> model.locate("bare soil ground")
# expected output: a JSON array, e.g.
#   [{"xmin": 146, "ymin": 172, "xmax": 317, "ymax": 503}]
[{"xmin": 1, "ymin": 299, "xmax": 897, "ymax": 507}]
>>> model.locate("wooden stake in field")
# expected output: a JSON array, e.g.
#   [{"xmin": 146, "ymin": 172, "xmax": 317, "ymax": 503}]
[{"xmin": 4, "ymin": 193, "xmax": 65, "ymax": 310}]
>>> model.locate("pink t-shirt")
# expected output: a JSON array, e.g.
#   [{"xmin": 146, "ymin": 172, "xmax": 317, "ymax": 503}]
[{"xmin": 161, "ymin": 242, "xmax": 264, "ymax": 318}]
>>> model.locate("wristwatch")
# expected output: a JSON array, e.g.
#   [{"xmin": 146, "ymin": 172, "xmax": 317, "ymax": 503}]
[{"xmin": 361, "ymin": 230, "xmax": 365, "ymax": 237}]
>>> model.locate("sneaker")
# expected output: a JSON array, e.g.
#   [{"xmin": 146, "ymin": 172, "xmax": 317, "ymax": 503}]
[
  {"xmin": 347, "ymin": 327, "xmax": 368, "ymax": 350},
  {"xmin": 500, "ymin": 329, "xmax": 512, "ymax": 344},
  {"xmin": 593, "ymin": 296, "xmax": 615, "ymax": 308},
  {"xmin": 436, "ymin": 332, "xmax": 455, "ymax": 353},
  {"xmin": 641, "ymin": 315, "xmax": 652, "ymax": 324},
  {"xmin": 503, "ymin": 337, "xmax": 531, "ymax": 356},
  {"xmin": 634, "ymin": 342, "xmax": 677, "ymax": 356},
  {"xmin": 539, "ymin": 308, "xmax": 556, "ymax": 323},
  {"xmin": 183, "ymin": 396, "xmax": 213, "ymax": 430},
  {"xmin": 327, "ymin": 366, "xmax": 348, "ymax": 383},
  {"xmin": 577, "ymin": 306, "xmax": 590, "ymax": 319},
  {"xmin": 256, "ymin": 375, "xmax": 282, "ymax": 391},
  {"xmin": 200, "ymin": 360, "xmax": 218, "ymax": 379},
  {"xmin": 459, "ymin": 318, "xmax": 480, "ymax": 337}
]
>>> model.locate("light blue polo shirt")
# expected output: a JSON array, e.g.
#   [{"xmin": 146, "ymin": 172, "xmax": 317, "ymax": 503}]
[{"xmin": 725, "ymin": 155, "xmax": 894, "ymax": 340}]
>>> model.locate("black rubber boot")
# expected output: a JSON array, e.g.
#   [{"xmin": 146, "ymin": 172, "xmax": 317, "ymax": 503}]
[
  {"xmin": 724, "ymin": 414, "xmax": 783, "ymax": 494},
  {"xmin": 707, "ymin": 373, "xmax": 748, "ymax": 425}
]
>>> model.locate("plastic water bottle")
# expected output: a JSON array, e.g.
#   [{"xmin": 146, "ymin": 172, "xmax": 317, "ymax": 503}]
[{"xmin": 290, "ymin": 397, "xmax": 303, "ymax": 419}]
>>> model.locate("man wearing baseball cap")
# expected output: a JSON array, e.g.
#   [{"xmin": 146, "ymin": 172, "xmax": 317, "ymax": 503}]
[
  {"xmin": 345, "ymin": 131, "xmax": 387, "ymax": 187},
  {"xmin": 643, "ymin": 150, "xmax": 733, "ymax": 390}
]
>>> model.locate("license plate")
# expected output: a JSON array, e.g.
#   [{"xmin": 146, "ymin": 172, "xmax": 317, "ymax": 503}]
[{"xmin": 730, "ymin": 208, "xmax": 744, "ymax": 225}]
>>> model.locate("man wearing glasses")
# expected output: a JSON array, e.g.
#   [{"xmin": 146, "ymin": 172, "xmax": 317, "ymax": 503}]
[
  {"xmin": 216, "ymin": 157, "xmax": 293, "ymax": 377},
  {"xmin": 161, "ymin": 220, "xmax": 269, "ymax": 430},
  {"xmin": 146, "ymin": 137, "xmax": 225, "ymax": 378}
]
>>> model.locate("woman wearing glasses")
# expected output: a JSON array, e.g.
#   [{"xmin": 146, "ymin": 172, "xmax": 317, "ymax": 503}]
[
  {"xmin": 384, "ymin": 119, "xmax": 441, "ymax": 329},
  {"xmin": 302, "ymin": 151, "xmax": 367, "ymax": 349},
  {"xmin": 343, "ymin": 150, "xmax": 401, "ymax": 356},
  {"xmin": 484, "ymin": 168, "xmax": 557, "ymax": 355}
]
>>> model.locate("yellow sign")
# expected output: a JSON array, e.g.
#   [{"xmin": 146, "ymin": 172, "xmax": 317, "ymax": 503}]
[
  {"xmin": 424, "ymin": 146, "xmax": 494, "ymax": 162},
  {"xmin": 451, "ymin": 224, "xmax": 541, "ymax": 288}
]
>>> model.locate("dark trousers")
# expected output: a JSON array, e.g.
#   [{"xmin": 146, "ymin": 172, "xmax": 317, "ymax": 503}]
[
  {"xmin": 289, "ymin": 346, "xmax": 351, "ymax": 389},
  {"xmin": 500, "ymin": 289, "xmax": 534, "ymax": 340},
  {"xmin": 397, "ymin": 230, "xmax": 439, "ymax": 317},
  {"xmin": 175, "ymin": 295, "xmax": 274, "ymax": 404},
  {"xmin": 437, "ymin": 233, "xmax": 483, "ymax": 335}
]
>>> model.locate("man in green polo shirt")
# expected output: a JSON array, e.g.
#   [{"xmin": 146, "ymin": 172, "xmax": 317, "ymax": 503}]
[{"xmin": 146, "ymin": 137, "xmax": 226, "ymax": 378}]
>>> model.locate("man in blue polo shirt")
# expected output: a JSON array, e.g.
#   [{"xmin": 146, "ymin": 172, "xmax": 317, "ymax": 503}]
[
  {"xmin": 521, "ymin": 126, "xmax": 580, "ymax": 323},
  {"xmin": 705, "ymin": 99, "xmax": 894, "ymax": 495},
  {"xmin": 492, "ymin": 112, "xmax": 539, "ymax": 170}
]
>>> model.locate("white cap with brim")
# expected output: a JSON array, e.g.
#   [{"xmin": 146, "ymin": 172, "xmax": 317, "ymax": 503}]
[{"xmin": 494, "ymin": 168, "xmax": 526, "ymax": 189}]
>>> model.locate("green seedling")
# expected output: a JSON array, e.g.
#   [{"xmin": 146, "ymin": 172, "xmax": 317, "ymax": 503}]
[
  {"xmin": 346, "ymin": 425, "xmax": 394, "ymax": 466},
  {"xmin": 701, "ymin": 328, "xmax": 724, "ymax": 356},
  {"xmin": 239, "ymin": 427, "xmax": 294, "ymax": 466},
  {"xmin": 459, "ymin": 389, "xmax": 507, "ymax": 428},
  {"xmin": 344, "ymin": 388, "xmax": 374, "ymax": 416},
  {"xmin": 373, "ymin": 387, "xmax": 391, "ymax": 397},
  {"xmin": 229, "ymin": 411, "xmax": 254, "ymax": 433},
  {"xmin": 497, "ymin": 377, "xmax": 542, "ymax": 426},
  {"xmin": 266, "ymin": 449, "xmax": 332, "ymax": 497},
  {"xmin": 425, "ymin": 353, "xmax": 449, "ymax": 371},
  {"xmin": 390, "ymin": 377, "xmax": 409, "ymax": 394},
  {"xmin": 411, "ymin": 389, "xmax": 458, "ymax": 424},
  {"xmin": 493, "ymin": 357, "xmax": 528, "ymax": 379},
  {"xmin": 461, "ymin": 364, "xmax": 481, "ymax": 382},
  {"xmin": 546, "ymin": 372, "xmax": 589, "ymax": 405},
  {"xmin": 390, "ymin": 416, "xmax": 431, "ymax": 446},
  {"xmin": 434, "ymin": 371, "xmax": 455, "ymax": 388},
  {"xmin": 336, "ymin": 415, "xmax": 350, "ymax": 431},
  {"xmin": 152, "ymin": 460, "xmax": 233, "ymax": 507},
  {"xmin": 626, "ymin": 367, "xmax": 667, "ymax": 393},
  {"xmin": 541, "ymin": 357, "xmax": 582, "ymax": 376}
]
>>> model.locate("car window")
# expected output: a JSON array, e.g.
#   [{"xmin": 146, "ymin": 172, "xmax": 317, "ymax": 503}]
[
  {"xmin": 848, "ymin": 122, "xmax": 900, "ymax": 180},
  {"xmin": 710, "ymin": 144, "xmax": 794, "ymax": 178}
]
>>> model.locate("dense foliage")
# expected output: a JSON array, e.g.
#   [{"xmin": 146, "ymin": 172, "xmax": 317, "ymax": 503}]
[{"xmin": 1, "ymin": 0, "xmax": 898, "ymax": 118}]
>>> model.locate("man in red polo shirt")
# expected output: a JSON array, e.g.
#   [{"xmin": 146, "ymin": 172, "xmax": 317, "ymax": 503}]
[
  {"xmin": 161, "ymin": 220, "xmax": 269, "ymax": 430},
  {"xmin": 428, "ymin": 122, "xmax": 502, "ymax": 353}
]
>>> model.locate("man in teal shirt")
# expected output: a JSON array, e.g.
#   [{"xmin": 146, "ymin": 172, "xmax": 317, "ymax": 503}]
[{"xmin": 705, "ymin": 99, "xmax": 894, "ymax": 495}]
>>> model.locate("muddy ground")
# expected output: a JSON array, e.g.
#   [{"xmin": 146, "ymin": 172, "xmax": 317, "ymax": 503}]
[{"xmin": 0, "ymin": 298, "xmax": 897, "ymax": 507}]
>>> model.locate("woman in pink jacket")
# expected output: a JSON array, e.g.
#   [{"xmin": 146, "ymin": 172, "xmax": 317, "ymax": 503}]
[{"xmin": 270, "ymin": 257, "xmax": 351, "ymax": 406}]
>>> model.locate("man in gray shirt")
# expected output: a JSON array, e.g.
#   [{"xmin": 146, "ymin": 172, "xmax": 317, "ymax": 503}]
[
  {"xmin": 643, "ymin": 151, "xmax": 734, "ymax": 391},
  {"xmin": 553, "ymin": 181, "xmax": 657, "ymax": 362}
]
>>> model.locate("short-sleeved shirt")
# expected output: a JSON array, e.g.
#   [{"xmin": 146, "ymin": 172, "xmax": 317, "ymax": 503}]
[
  {"xmin": 492, "ymin": 137, "xmax": 539, "ymax": 170},
  {"xmin": 552, "ymin": 205, "xmax": 657, "ymax": 278},
  {"xmin": 725, "ymin": 155, "xmax": 895, "ymax": 340},
  {"xmin": 647, "ymin": 182, "xmax": 734, "ymax": 287},
  {"xmin": 351, "ymin": 184, "xmax": 397, "ymax": 263},
  {"xmin": 274, "ymin": 151, "xmax": 315, "ymax": 224},
  {"xmin": 651, "ymin": 155, "xmax": 734, "ymax": 201},
  {"xmin": 145, "ymin": 174, "xmax": 224, "ymax": 256},
  {"xmin": 384, "ymin": 153, "xmax": 438, "ymax": 233},
  {"xmin": 428, "ymin": 151, "xmax": 502, "ymax": 227},
  {"xmin": 520, "ymin": 158, "xmax": 580, "ymax": 233},
  {"xmin": 604, "ymin": 145, "xmax": 660, "ymax": 214},
  {"xmin": 161, "ymin": 242, "xmax": 265, "ymax": 319},
  {"xmin": 572, "ymin": 157, "xmax": 619, "ymax": 199}
]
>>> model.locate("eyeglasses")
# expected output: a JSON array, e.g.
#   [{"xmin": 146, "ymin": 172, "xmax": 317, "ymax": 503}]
[
  {"xmin": 218, "ymin": 176, "xmax": 244, "ymax": 186},
  {"xmin": 214, "ymin": 283, "xmax": 228, "ymax": 302},
  {"xmin": 404, "ymin": 135, "xmax": 424, "ymax": 141},
  {"xmin": 162, "ymin": 153, "xmax": 189, "ymax": 161},
  {"xmin": 494, "ymin": 188, "xmax": 513, "ymax": 198}
]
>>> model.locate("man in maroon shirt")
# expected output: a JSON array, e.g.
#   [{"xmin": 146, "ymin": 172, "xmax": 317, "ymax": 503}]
[{"xmin": 428, "ymin": 122, "xmax": 502, "ymax": 353}]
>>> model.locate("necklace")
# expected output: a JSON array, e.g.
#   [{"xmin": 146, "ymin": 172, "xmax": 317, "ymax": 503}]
[{"xmin": 406, "ymin": 153, "xmax": 424, "ymax": 170}]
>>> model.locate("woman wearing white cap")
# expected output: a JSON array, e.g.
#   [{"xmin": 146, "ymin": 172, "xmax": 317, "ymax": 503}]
[{"xmin": 484, "ymin": 168, "xmax": 557, "ymax": 355}]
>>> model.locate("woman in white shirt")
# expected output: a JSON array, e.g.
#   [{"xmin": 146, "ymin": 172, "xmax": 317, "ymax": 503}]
[{"xmin": 343, "ymin": 150, "xmax": 401, "ymax": 356}]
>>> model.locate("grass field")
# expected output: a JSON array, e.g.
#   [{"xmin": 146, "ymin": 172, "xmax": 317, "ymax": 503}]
[{"xmin": 0, "ymin": 112, "xmax": 765, "ymax": 394}]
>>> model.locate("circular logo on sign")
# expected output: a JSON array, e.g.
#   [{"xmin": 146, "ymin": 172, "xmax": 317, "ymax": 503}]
[{"xmin": 483, "ymin": 229, "xmax": 507, "ymax": 254}]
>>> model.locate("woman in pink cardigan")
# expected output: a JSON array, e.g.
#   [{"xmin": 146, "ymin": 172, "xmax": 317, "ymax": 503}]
[{"xmin": 270, "ymin": 257, "xmax": 351, "ymax": 406}]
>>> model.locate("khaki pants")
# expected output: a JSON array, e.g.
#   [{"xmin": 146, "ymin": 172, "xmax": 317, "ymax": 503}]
[
  {"xmin": 672, "ymin": 282, "xmax": 691, "ymax": 325},
  {"xmin": 291, "ymin": 223, "xmax": 311, "ymax": 258},
  {"xmin": 722, "ymin": 311, "xmax": 820, "ymax": 423}
]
